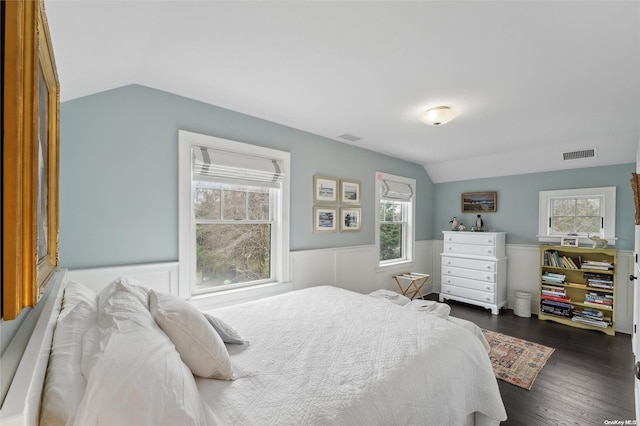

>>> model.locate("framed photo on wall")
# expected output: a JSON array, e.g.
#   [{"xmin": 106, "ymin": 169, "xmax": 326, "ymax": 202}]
[
  {"xmin": 340, "ymin": 179, "xmax": 361, "ymax": 205},
  {"xmin": 313, "ymin": 176, "xmax": 338, "ymax": 203},
  {"xmin": 340, "ymin": 207, "xmax": 361, "ymax": 232},
  {"xmin": 313, "ymin": 206, "xmax": 337, "ymax": 233},
  {"xmin": 461, "ymin": 191, "xmax": 497, "ymax": 213}
]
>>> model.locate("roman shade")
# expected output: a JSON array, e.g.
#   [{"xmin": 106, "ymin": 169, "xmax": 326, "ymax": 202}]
[
  {"xmin": 381, "ymin": 179, "xmax": 414, "ymax": 201},
  {"xmin": 192, "ymin": 146, "xmax": 284, "ymax": 187}
]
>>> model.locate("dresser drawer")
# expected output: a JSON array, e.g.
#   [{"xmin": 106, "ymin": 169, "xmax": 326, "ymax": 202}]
[
  {"xmin": 441, "ymin": 276, "xmax": 495, "ymax": 293},
  {"xmin": 444, "ymin": 243, "xmax": 498, "ymax": 257},
  {"xmin": 441, "ymin": 284, "xmax": 495, "ymax": 304},
  {"xmin": 442, "ymin": 266, "xmax": 496, "ymax": 283},
  {"xmin": 443, "ymin": 232, "xmax": 496, "ymax": 246},
  {"xmin": 442, "ymin": 256, "xmax": 496, "ymax": 272}
]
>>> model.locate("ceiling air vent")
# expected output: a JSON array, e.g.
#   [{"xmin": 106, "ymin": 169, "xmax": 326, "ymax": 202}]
[
  {"xmin": 338, "ymin": 133, "xmax": 362, "ymax": 142},
  {"xmin": 562, "ymin": 148, "xmax": 597, "ymax": 161}
]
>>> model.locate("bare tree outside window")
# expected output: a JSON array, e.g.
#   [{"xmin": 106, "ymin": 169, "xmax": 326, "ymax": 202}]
[
  {"xmin": 551, "ymin": 197, "xmax": 602, "ymax": 235},
  {"xmin": 194, "ymin": 182, "xmax": 272, "ymax": 290}
]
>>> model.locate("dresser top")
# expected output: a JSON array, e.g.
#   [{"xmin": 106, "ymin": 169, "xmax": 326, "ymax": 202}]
[{"xmin": 442, "ymin": 231, "xmax": 506, "ymax": 235}]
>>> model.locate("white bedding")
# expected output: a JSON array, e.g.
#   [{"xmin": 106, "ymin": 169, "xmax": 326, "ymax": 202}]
[{"xmin": 199, "ymin": 286, "xmax": 507, "ymax": 425}]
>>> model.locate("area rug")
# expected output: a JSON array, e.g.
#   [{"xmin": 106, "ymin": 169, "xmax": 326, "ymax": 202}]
[{"xmin": 481, "ymin": 329, "xmax": 555, "ymax": 390}]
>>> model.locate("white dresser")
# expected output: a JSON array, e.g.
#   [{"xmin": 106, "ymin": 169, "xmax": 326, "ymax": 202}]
[{"xmin": 440, "ymin": 231, "xmax": 507, "ymax": 315}]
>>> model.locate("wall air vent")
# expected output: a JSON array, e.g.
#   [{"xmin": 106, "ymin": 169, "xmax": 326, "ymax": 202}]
[
  {"xmin": 562, "ymin": 148, "xmax": 597, "ymax": 161},
  {"xmin": 338, "ymin": 133, "xmax": 362, "ymax": 142}
]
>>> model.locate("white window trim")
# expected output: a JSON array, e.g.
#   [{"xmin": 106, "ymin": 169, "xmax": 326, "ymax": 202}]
[
  {"xmin": 178, "ymin": 130, "xmax": 290, "ymax": 300},
  {"xmin": 537, "ymin": 186, "xmax": 616, "ymax": 245},
  {"xmin": 375, "ymin": 172, "xmax": 416, "ymax": 268}
]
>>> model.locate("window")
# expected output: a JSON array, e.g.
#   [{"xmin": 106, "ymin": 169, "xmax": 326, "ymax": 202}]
[
  {"xmin": 375, "ymin": 172, "xmax": 415, "ymax": 266},
  {"xmin": 179, "ymin": 131, "xmax": 290, "ymax": 297},
  {"xmin": 538, "ymin": 187, "xmax": 616, "ymax": 244}
]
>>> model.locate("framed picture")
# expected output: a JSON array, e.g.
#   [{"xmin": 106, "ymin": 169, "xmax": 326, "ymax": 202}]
[
  {"xmin": 340, "ymin": 179, "xmax": 361, "ymax": 205},
  {"xmin": 461, "ymin": 192, "xmax": 497, "ymax": 213},
  {"xmin": 313, "ymin": 176, "xmax": 338, "ymax": 203},
  {"xmin": 3, "ymin": 0, "xmax": 60, "ymax": 319},
  {"xmin": 561, "ymin": 237, "xmax": 580, "ymax": 247},
  {"xmin": 313, "ymin": 206, "xmax": 337, "ymax": 233},
  {"xmin": 340, "ymin": 208, "xmax": 362, "ymax": 232}
]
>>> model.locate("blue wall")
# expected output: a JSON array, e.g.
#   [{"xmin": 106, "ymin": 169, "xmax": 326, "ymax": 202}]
[
  {"xmin": 59, "ymin": 84, "xmax": 635, "ymax": 269},
  {"xmin": 434, "ymin": 163, "xmax": 636, "ymax": 250},
  {"xmin": 59, "ymin": 85, "xmax": 434, "ymax": 269}
]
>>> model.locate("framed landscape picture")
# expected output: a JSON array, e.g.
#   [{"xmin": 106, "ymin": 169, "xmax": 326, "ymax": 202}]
[
  {"xmin": 313, "ymin": 176, "xmax": 338, "ymax": 203},
  {"xmin": 340, "ymin": 179, "xmax": 361, "ymax": 205},
  {"xmin": 313, "ymin": 206, "xmax": 337, "ymax": 233},
  {"xmin": 340, "ymin": 207, "xmax": 361, "ymax": 232},
  {"xmin": 461, "ymin": 192, "xmax": 497, "ymax": 213}
]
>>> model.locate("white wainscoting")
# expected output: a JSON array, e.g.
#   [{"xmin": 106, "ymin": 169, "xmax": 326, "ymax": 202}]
[
  {"xmin": 290, "ymin": 240, "xmax": 435, "ymax": 296},
  {"xmin": 66, "ymin": 242, "xmax": 634, "ymax": 333},
  {"xmin": 68, "ymin": 262, "xmax": 180, "ymax": 295}
]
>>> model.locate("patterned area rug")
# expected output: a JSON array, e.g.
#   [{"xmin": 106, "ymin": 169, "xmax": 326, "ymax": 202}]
[{"xmin": 481, "ymin": 329, "xmax": 555, "ymax": 390}]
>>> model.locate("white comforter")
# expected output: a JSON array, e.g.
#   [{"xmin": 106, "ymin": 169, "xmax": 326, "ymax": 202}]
[{"xmin": 199, "ymin": 286, "xmax": 507, "ymax": 425}]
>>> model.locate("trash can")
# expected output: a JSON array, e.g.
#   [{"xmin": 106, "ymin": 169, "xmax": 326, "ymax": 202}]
[{"xmin": 514, "ymin": 291, "xmax": 531, "ymax": 318}]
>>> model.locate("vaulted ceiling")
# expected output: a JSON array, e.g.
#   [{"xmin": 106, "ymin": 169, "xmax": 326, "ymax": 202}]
[{"xmin": 45, "ymin": 0, "xmax": 640, "ymax": 182}]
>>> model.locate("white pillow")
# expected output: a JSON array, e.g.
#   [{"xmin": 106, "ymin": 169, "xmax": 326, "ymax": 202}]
[
  {"xmin": 149, "ymin": 290, "xmax": 234, "ymax": 380},
  {"xmin": 72, "ymin": 283, "xmax": 208, "ymax": 425},
  {"xmin": 203, "ymin": 312, "xmax": 247, "ymax": 345},
  {"xmin": 40, "ymin": 301, "xmax": 97, "ymax": 426},
  {"xmin": 59, "ymin": 281, "xmax": 97, "ymax": 319}
]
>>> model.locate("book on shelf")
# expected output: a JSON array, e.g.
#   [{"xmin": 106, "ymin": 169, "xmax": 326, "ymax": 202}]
[
  {"xmin": 542, "ymin": 294, "xmax": 571, "ymax": 303},
  {"xmin": 541, "ymin": 299, "xmax": 573, "ymax": 309},
  {"xmin": 541, "ymin": 272, "xmax": 566, "ymax": 284},
  {"xmin": 581, "ymin": 260, "xmax": 614, "ymax": 271},
  {"xmin": 571, "ymin": 316, "xmax": 611, "ymax": 328}
]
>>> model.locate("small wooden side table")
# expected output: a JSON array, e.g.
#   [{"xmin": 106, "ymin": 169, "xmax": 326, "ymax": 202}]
[{"xmin": 393, "ymin": 272, "xmax": 430, "ymax": 300}]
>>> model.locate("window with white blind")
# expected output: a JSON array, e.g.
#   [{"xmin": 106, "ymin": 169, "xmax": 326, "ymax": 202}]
[
  {"xmin": 537, "ymin": 186, "xmax": 616, "ymax": 244},
  {"xmin": 179, "ymin": 131, "xmax": 290, "ymax": 297},
  {"xmin": 375, "ymin": 172, "xmax": 416, "ymax": 266}
]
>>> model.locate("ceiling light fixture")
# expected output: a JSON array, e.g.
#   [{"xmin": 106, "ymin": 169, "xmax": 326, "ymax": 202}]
[{"xmin": 419, "ymin": 106, "xmax": 457, "ymax": 126}]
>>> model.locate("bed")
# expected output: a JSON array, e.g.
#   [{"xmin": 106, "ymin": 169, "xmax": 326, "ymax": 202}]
[{"xmin": 3, "ymin": 271, "xmax": 507, "ymax": 425}]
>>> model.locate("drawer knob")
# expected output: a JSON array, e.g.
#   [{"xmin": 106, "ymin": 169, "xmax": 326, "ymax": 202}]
[
  {"xmin": 487, "ymin": 249, "xmax": 493, "ymax": 254},
  {"xmin": 486, "ymin": 276, "xmax": 491, "ymax": 280},
  {"xmin": 486, "ymin": 286, "xmax": 491, "ymax": 290},
  {"xmin": 446, "ymin": 289, "xmax": 451, "ymax": 293},
  {"xmin": 486, "ymin": 297, "xmax": 491, "ymax": 301},
  {"xmin": 486, "ymin": 266, "xmax": 491, "ymax": 270}
]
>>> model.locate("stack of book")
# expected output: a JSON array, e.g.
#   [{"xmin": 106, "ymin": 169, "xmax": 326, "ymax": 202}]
[
  {"xmin": 581, "ymin": 260, "xmax": 614, "ymax": 271},
  {"xmin": 540, "ymin": 282, "xmax": 572, "ymax": 317},
  {"xmin": 584, "ymin": 291, "xmax": 613, "ymax": 308},
  {"xmin": 572, "ymin": 307, "xmax": 611, "ymax": 328},
  {"xmin": 541, "ymin": 272, "xmax": 566, "ymax": 285},
  {"xmin": 584, "ymin": 272, "xmax": 614, "ymax": 290}
]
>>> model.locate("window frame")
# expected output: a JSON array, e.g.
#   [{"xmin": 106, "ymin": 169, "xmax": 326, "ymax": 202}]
[
  {"xmin": 375, "ymin": 172, "xmax": 416, "ymax": 268},
  {"xmin": 179, "ymin": 131, "xmax": 290, "ymax": 299},
  {"xmin": 537, "ymin": 186, "xmax": 616, "ymax": 244}
]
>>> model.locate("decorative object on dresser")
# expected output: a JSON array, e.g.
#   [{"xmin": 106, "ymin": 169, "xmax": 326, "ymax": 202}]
[
  {"xmin": 539, "ymin": 245, "xmax": 617, "ymax": 336},
  {"xmin": 449, "ymin": 216, "xmax": 460, "ymax": 231},
  {"xmin": 440, "ymin": 231, "xmax": 507, "ymax": 315}
]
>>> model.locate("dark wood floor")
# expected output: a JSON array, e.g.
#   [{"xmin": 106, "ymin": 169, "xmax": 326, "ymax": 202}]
[{"xmin": 432, "ymin": 296, "xmax": 635, "ymax": 425}]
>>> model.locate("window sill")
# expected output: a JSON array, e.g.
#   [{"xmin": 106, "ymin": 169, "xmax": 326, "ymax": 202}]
[
  {"xmin": 188, "ymin": 281, "xmax": 293, "ymax": 311},
  {"xmin": 375, "ymin": 259, "xmax": 415, "ymax": 272}
]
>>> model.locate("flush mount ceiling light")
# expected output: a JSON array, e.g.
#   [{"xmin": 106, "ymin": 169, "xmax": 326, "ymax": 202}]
[{"xmin": 419, "ymin": 106, "xmax": 457, "ymax": 126}]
